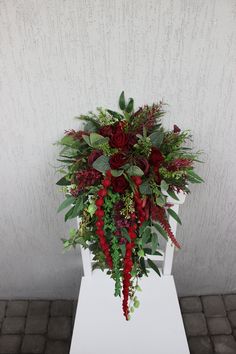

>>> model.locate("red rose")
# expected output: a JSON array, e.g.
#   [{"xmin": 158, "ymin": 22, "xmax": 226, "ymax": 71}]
[
  {"xmin": 88, "ymin": 150, "xmax": 102, "ymax": 166},
  {"xmin": 99, "ymin": 125, "xmax": 113, "ymax": 137},
  {"xmin": 110, "ymin": 125, "xmax": 128, "ymax": 149},
  {"xmin": 111, "ymin": 175, "xmax": 129, "ymax": 193},
  {"xmin": 149, "ymin": 147, "xmax": 164, "ymax": 166},
  {"xmin": 127, "ymin": 133, "xmax": 138, "ymax": 148},
  {"xmin": 109, "ymin": 153, "xmax": 127, "ymax": 169}
]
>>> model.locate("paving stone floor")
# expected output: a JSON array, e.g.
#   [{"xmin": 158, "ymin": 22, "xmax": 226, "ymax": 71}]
[{"xmin": 0, "ymin": 295, "xmax": 236, "ymax": 353}]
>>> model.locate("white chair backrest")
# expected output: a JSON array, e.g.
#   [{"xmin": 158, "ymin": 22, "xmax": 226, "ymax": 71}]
[{"xmin": 78, "ymin": 191, "xmax": 186, "ymax": 278}]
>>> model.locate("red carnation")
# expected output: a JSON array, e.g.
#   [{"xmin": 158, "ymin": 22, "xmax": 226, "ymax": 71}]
[
  {"xmin": 99, "ymin": 125, "xmax": 113, "ymax": 137},
  {"xmin": 110, "ymin": 125, "xmax": 128, "ymax": 149},
  {"xmin": 88, "ymin": 150, "xmax": 102, "ymax": 166},
  {"xmin": 149, "ymin": 147, "xmax": 164, "ymax": 166},
  {"xmin": 109, "ymin": 153, "xmax": 127, "ymax": 169},
  {"xmin": 111, "ymin": 175, "xmax": 129, "ymax": 193}
]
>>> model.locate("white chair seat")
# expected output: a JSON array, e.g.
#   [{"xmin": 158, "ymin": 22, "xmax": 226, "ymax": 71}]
[{"xmin": 70, "ymin": 270, "xmax": 189, "ymax": 354}]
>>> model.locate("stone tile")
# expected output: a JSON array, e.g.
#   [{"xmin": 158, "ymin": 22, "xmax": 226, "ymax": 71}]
[
  {"xmin": 183, "ymin": 313, "xmax": 208, "ymax": 336},
  {"xmin": 0, "ymin": 335, "xmax": 22, "ymax": 353},
  {"xmin": 6, "ymin": 300, "xmax": 28, "ymax": 317},
  {"xmin": 180, "ymin": 297, "xmax": 202, "ymax": 313},
  {"xmin": 233, "ymin": 329, "xmax": 236, "ymax": 340},
  {"xmin": 48, "ymin": 317, "xmax": 72, "ymax": 340},
  {"xmin": 224, "ymin": 294, "xmax": 236, "ymax": 311},
  {"xmin": 212, "ymin": 335, "xmax": 236, "ymax": 354},
  {"xmin": 201, "ymin": 295, "xmax": 226, "ymax": 317},
  {"xmin": 228, "ymin": 311, "xmax": 236, "ymax": 328},
  {"xmin": 28, "ymin": 301, "xmax": 50, "ymax": 317},
  {"xmin": 45, "ymin": 340, "xmax": 70, "ymax": 354},
  {"xmin": 50, "ymin": 300, "xmax": 72, "ymax": 317},
  {"xmin": 207, "ymin": 317, "xmax": 232, "ymax": 335},
  {"xmin": 25, "ymin": 316, "xmax": 48, "ymax": 334},
  {"xmin": 2, "ymin": 317, "xmax": 25, "ymax": 334},
  {"xmin": 188, "ymin": 336, "xmax": 213, "ymax": 354},
  {"xmin": 21, "ymin": 335, "xmax": 46, "ymax": 354},
  {"xmin": 0, "ymin": 301, "xmax": 7, "ymax": 321}
]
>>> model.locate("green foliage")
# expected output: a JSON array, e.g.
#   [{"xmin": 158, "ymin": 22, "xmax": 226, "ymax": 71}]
[{"xmin": 92, "ymin": 155, "xmax": 110, "ymax": 173}]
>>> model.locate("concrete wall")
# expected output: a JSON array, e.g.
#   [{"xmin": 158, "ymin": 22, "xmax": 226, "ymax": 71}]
[{"xmin": 0, "ymin": 0, "xmax": 235, "ymax": 298}]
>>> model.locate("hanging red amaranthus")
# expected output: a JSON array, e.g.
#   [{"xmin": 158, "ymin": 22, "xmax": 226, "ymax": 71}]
[
  {"xmin": 155, "ymin": 206, "xmax": 181, "ymax": 249},
  {"xmin": 95, "ymin": 172, "xmax": 113, "ymax": 269}
]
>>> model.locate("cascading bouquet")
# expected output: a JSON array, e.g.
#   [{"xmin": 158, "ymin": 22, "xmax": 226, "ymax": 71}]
[{"xmin": 56, "ymin": 92, "xmax": 203, "ymax": 320}]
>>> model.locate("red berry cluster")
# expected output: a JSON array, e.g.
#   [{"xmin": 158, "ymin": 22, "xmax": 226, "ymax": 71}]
[
  {"xmin": 156, "ymin": 206, "xmax": 181, "ymax": 249},
  {"xmin": 95, "ymin": 171, "xmax": 113, "ymax": 269},
  {"xmin": 122, "ymin": 222, "xmax": 137, "ymax": 320}
]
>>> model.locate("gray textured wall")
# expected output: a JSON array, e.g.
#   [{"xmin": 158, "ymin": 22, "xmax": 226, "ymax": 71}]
[{"xmin": 0, "ymin": 0, "xmax": 235, "ymax": 299}]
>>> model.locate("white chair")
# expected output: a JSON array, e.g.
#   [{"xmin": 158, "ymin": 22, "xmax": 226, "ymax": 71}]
[{"xmin": 70, "ymin": 192, "xmax": 190, "ymax": 354}]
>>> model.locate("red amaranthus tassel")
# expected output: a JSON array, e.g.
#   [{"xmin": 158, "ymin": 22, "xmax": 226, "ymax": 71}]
[
  {"xmin": 155, "ymin": 206, "xmax": 181, "ymax": 249},
  {"xmin": 95, "ymin": 171, "xmax": 113, "ymax": 269},
  {"xmin": 122, "ymin": 223, "xmax": 137, "ymax": 320}
]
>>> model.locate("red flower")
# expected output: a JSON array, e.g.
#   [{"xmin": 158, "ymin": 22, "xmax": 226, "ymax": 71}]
[
  {"xmin": 88, "ymin": 150, "xmax": 102, "ymax": 166},
  {"xmin": 149, "ymin": 147, "xmax": 164, "ymax": 166},
  {"xmin": 109, "ymin": 153, "xmax": 127, "ymax": 169},
  {"xmin": 110, "ymin": 125, "xmax": 128, "ymax": 149},
  {"xmin": 173, "ymin": 124, "xmax": 181, "ymax": 133},
  {"xmin": 127, "ymin": 133, "xmax": 138, "ymax": 148},
  {"xmin": 99, "ymin": 125, "xmax": 113, "ymax": 137},
  {"xmin": 111, "ymin": 175, "xmax": 129, "ymax": 193}
]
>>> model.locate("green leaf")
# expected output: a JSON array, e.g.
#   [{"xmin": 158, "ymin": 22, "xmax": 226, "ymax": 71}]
[
  {"xmin": 59, "ymin": 136, "xmax": 76, "ymax": 146},
  {"xmin": 142, "ymin": 227, "xmax": 151, "ymax": 246},
  {"xmin": 119, "ymin": 91, "xmax": 126, "ymax": 110},
  {"xmin": 57, "ymin": 196, "xmax": 75, "ymax": 213},
  {"xmin": 107, "ymin": 109, "xmax": 123, "ymax": 120},
  {"xmin": 151, "ymin": 233, "xmax": 159, "ymax": 254},
  {"xmin": 64, "ymin": 206, "xmax": 75, "ymax": 222},
  {"xmin": 144, "ymin": 248, "xmax": 163, "ymax": 256},
  {"xmin": 161, "ymin": 180, "xmax": 169, "ymax": 192},
  {"xmin": 126, "ymin": 98, "xmax": 134, "ymax": 113},
  {"xmin": 90, "ymin": 133, "xmax": 105, "ymax": 145},
  {"xmin": 92, "ymin": 155, "xmax": 110, "ymax": 173},
  {"xmin": 111, "ymin": 169, "xmax": 124, "ymax": 177},
  {"xmin": 153, "ymin": 223, "xmax": 168, "ymax": 240},
  {"xmin": 167, "ymin": 208, "xmax": 182, "ymax": 225},
  {"xmin": 134, "ymin": 300, "xmax": 140, "ymax": 308},
  {"xmin": 149, "ymin": 131, "xmax": 164, "ymax": 147},
  {"xmin": 56, "ymin": 176, "xmax": 71, "ymax": 186},
  {"xmin": 67, "ymin": 197, "xmax": 84, "ymax": 220},
  {"xmin": 120, "ymin": 244, "xmax": 126, "ymax": 257},
  {"xmin": 84, "ymin": 121, "xmax": 98, "ymax": 132},
  {"xmin": 167, "ymin": 188, "xmax": 179, "ymax": 201},
  {"xmin": 139, "ymin": 181, "xmax": 152, "ymax": 195},
  {"xmin": 147, "ymin": 259, "xmax": 161, "ymax": 276},
  {"xmin": 140, "ymin": 257, "xmax": 148, "ymax": 276},
  {"xmin": 187, "ymin": 170, "xmax": 204, "ymax": 183},
  {"xmin": 121, "ymin": 228, "xmax": 131, "ymax": 242},
  {"xmin": 139, "ymin": 220, "xmax": 150, "ymax": 235},
  {"xmin": 82, "ymin": 135, "xmax": 91, "ymax": 146},
  {"xmin": 126, "ymin": 165, "xmax": 144, "ymax": 176}
]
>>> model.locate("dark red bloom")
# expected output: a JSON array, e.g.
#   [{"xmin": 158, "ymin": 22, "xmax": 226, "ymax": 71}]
[
  {"xmin": 76, "ymin": 169, "xmax": 102, "ymax": 190},
  {"xmin": 111, "ymin": 175, "xmax": 129, "ymax": 193},
  {"xmin": 99, "ymin": 125, "xmax": 113, "ymax": 137},
  {"xmin": 109, "ymin": 153, "xmax": 127, "ymax": 169},
  {"xmin": 110, "ymin": 125, "xmax": 128, "ymax": 149},
  {"xmin": 127, "ymin": 133, "xmax": 138, "ymax": 148},
  {"xmin": 168, "ymin": 158, "xmax": 192, "ymax": 171},
  {"xmin": 88, "ymin": 150, "xmax": 102, "ymax": 166},
  {"xmin": 149, "ymin": 147, "xmax": 164, "ymax": 166},
  {"xmin": 173, "ymin": 124, "xmax": 181, "ymax": 133}
]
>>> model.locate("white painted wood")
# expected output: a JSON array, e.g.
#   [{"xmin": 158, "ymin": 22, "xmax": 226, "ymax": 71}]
[{"xmin": 70, "ymin": 271, "xmax": 189, "ymax": 354}]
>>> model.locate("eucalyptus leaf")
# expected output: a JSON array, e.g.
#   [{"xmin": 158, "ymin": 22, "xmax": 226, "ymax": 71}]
[
  {"xmin": 111, "ymin": 169, "xmax": 124, "ymax": 177},
  {"xmin": 139, "ymin": 181, "xmax": 152, "ymax": 195},
  {"xmin": 149, "ymin": 131, "xmax": 164, "ymax": 147},
  {"xmin": 127, "ymin": 165, "xmax": 144, "ymax": 176},
  {"xmin": 82, "ymin": 135, "xmax": 91, "ymax": 146},
  {"xmin": 92, "ymin": 155, "xmax": 110, "ymax": 173}
]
